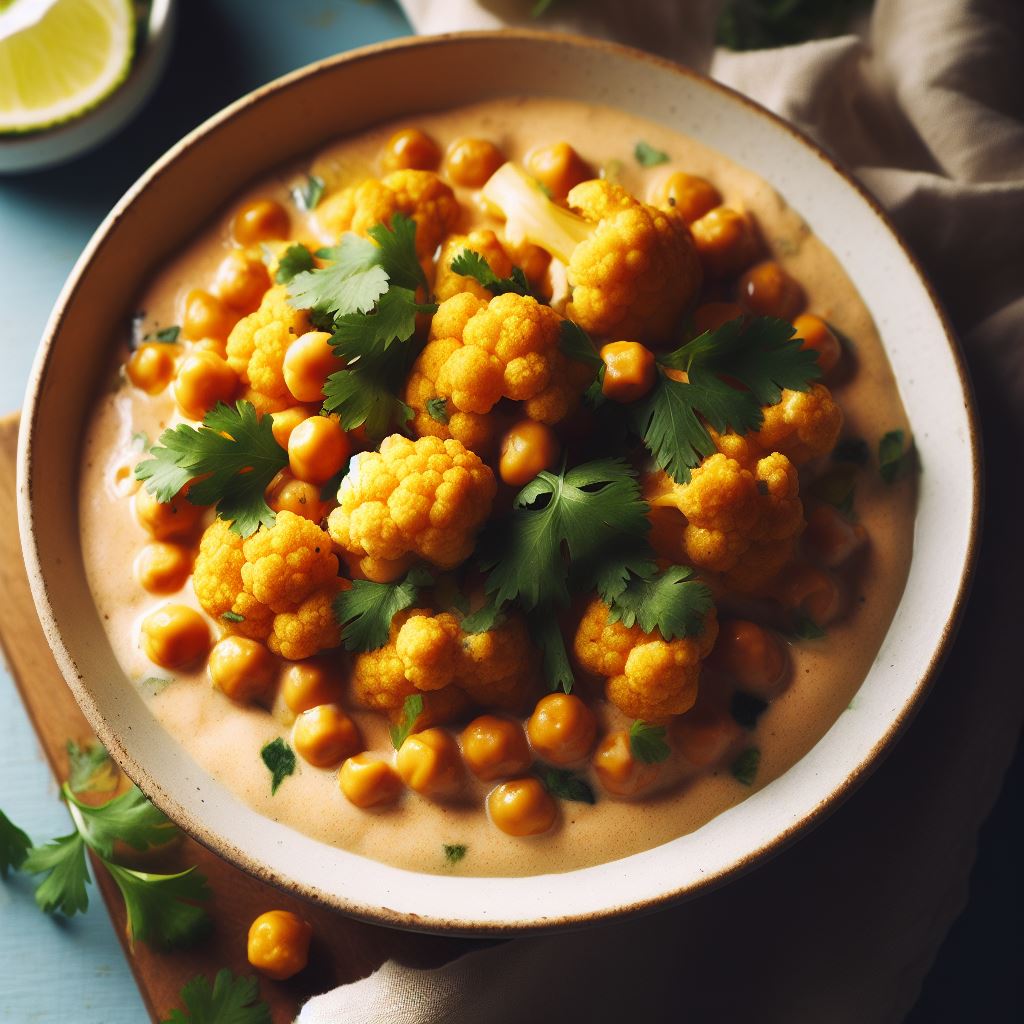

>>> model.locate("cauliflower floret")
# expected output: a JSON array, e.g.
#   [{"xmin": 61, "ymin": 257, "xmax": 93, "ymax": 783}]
[
  {"xmin": 574, "ymin": 599, "xmax": 718, "ymax": 720},
  {"xmin": 192, "ymin": 511, "xmax": 340, "ymax": 660},
  {"xmin": 225, "ymin": 285, "xmax": 310, "ymax": 408},
  {"xmin": 752, "ymin": 384, "xmax": 843, "ymax": 465},
  {"xmin": 457, "ymin": 616, "xmax": 539, "ymax": 712},
  {"xmin": 327, "ymin": 435, "xmax": 496, "ymax": 581}
]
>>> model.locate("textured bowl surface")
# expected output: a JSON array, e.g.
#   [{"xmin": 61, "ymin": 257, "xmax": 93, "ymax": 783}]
[{"xmin": 18, "ymin": 31, "xmax": 980, "ymax": 934}]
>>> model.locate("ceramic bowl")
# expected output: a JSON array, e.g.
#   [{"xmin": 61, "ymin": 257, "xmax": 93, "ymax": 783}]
[{"xmin": 17, "ymin": 31, "xmax": 980, "ymax": 934}]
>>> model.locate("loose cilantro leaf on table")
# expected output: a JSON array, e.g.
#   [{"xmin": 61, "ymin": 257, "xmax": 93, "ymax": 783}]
[
  {"xmin": 390, "ymin": 694, "xmax": 425, "ymax": 750},
  {"xmin": 427, "ymin": 396, "xmax": 450, "ymax": 424},
  {"xmin": 629, "ymin": 721, "xmax": 670, "ymax": 765},
  {"xmin": 161, "ymin": 969, "xmax": 272, "ymax": 1024},
  {"xmin": 0, "ymin": 809, "xmax": 31, "ymax": 878},
  {"xmin": 291, "ymin": 173, "xmax": 325, "ymax": 212},
  {"xmin": 260, "ymin": 739, "xmax": 296, "ymax": 795},
  {"xmin": 878, "ymin": 429, "xmax": 918, "ymax": 483},
  {"xmin": 66, "ymin": 740, "xmax": 117, "ymax": 795},
  {"xmin": 606, "ymin": 566, "xmax": 713, "ymax": 641},
  {"xmin": 273, "ymin": 243, "xmax": 315, "ymax": 285},
  {"xmin": 443, "ymin": 843, "xmax": 467, "ymax": 865},
  {"xmin": 634, "ymin": 140, "xmax": 669, "ymax": 167},
  {"xmin": 450, "ymin": 249, "xmax": 532, "ymax": 297},
  {"xmin": 136, "ymin": 401, "xmax": 288, "ymax": 537},
  {"xmin": 538, "ymin": 766, "xmax": 596, "ymax": 805},
  {"xmin": 107, "ymin": 863, "xmax": 211, "ymax": 949},
  {"xmin": 65, "ymin": 783, "xmax": 177, "ymax": 859},
  {"xmin": 22, "ymin": 833, "xmax": 91, "ymax": 916},
  {"xmin": 730, "ymin": 747, "xmax": 761, "ymax": 786},
  {"xmin": 333, "ymin": 567, "xmax": 434, "ymax": 652}
]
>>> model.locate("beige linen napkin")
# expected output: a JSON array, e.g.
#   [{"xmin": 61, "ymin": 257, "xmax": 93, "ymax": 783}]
[{"xmin": 300, "ymin": 2, "xmax": 1024, "ymax": 1020}]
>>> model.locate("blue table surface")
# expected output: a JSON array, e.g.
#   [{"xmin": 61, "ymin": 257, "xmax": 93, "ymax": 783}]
[{"xmin": 0, "ymin": 3, "xmax": 409, "ymax": 1021}]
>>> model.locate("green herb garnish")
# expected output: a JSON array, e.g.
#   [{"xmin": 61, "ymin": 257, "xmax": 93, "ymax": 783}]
[
  {"xmin": 450, "ymin": 248, "xmax": 532, "ymax": 297},
  {"xmin": 221, "ymin": 611, "xmax": 246, "ymax": 624},
  {"xmin": 878, "ymin": 429, "xmax": 917, "ymax": 484},
  {"xmin": 389, "ymin": 694, "xmax": 425, "ymax": 750},
  {"xmin": 66, "ymin": 740, "xmax": 117, "ymax": 796},
  {"xmin": 443, "ymin": 843, "xmax": 467, "ymax": 864},
  {"xmin": 730, "ymin": 747, "xmax": 761, "ymax": 786},
  {"xmin": 147, "ymin": 325, "xmax": 181, "ymax": 344},
  {"xmin": 291, "ymin": 173, "xmax": 325, "ymax": 212},
  {"xmin": 634, "ymin": 140, "xmax": 669, "ymax": 167},
  {"xmin": 790, "ymin": 612, "xmax": 826, "ymax": 640},
  {"xmin": 426, "ymin": 396, "xmax": 450, "ymax": 424},
  {"xmin": 538, "ymin": 766, "xmax": 596, "ymax": 805},
  {"xmin": 629, "ymin": 721, "xmax": 670, "ymax": 765},
  {"xmin": 333, "ymin": 567, "xmax": 433, "ymax": 652},
  {"xmin": 273, "ymin": 243, "xmax": 315, "ymax": 285},
  {"xmin": 0, "ymin": 809, "xmax": 31, "ymax": 878},
  {"xmin": 260, "ymin": 738, "xmax": 296, "ymax": 795},
  {"xmin": 160, "ymin": 969, "xmax": 271, "ymax": 1024}
]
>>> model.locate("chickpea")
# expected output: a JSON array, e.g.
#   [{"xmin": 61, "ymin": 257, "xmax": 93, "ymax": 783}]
[
  {"xmin": 281, "ymin": 658, "xmax": 344, "ymax": 715},
  {"xmin": 775, "ymin": 564, "xmax": 842, "ymax": 625},
  {"xmin": 445, "ymin": 137, "xmax": 505, "ymax": 188},
  {"xmin": 191, "ymin": 336, "xmax": 228, "ymax": 359},
  {"xmin": 690, "ymin": 206, "xmax": 759, "ymax": 280},
  {"xmin": 525, "ymin": 142, "xmax": 593, "ymax": 200},
  {"xmin": 287, "ymin": 415, "xmax": 350, "ymax": 485},
  {"xmin": 715, "ymin": 619, "xmax": 788, "ymax": 700},
  {"xmin": 673, "ymin": 709, "xmax": 743, "ymax": 769},
  {"xmin": 173, "ymin": 351, "xmax": 238, "ymax": 421},
  {"xmin": 134, "ymin": 542, "xmax": 193, "ymax": 594},
  {"xmin": 380, "ymin": 127, "xmax": 440, "ymax": 172},
  {"xmin": 269, "ymin": 405, "xmax": 314, "ymax": 449},
  {"xmin": 126, "ymin": 343, "xmax": 177, "ymax": 394},
  {"xmin": 339, "ymin": 753, "xmax": 403, "ymax": 808},
  {"xmin": 593, "ymin": 730, "xmax": 662, "ymax": 797},
  {"xmin": 140, "ymin": 604, "xmax": 210, "ymax": 669},
  {"xmin": 488, "ymin": 778, "xmax": 558, "ymax": 837},
  {"xmin": 652, "ymin": 172, "xmax": 722, "ymax": 224},
  {"xmin": 232, "ymin": 198, "xmax": 290, "ymax": 245},
  {"xmin": 395, "ymin": 728, "xmax": 464, "ymax": 798},
  {"xmin": 181, "ymin": 288, "xmax": 235, "ymax": 342},
  {"xmin": 805, "ymin": 504, "xmax": 867, "ymax": 568},
  {"xmin": 460, "ymin": 715, "xmax": 532, "ymax": 781},
  {"xmin": 693, "ymin": 301, "xmax": 744, "ymax": 335},
  {"xmin": 527, "ymin": 693, "xmax": 597, "ymax": 765},
  {"xmin": 498, "ymin": 419, "xmax": 560, "ymax": 487},
  {"xmin": 737, "ymin": 260, "xmax": 805, "ymax": 320},
  {"xmin": 266, "ymin": 471, "xmax": 327, "ymax": 523},
  {"xmin": 134, "ymin": 487, "xmax": 202, "ymax": 540},
  {"xmin": 283, "ymin": 331, "xmax": 344, "ymax": 403},
  {"xmin": 213, "ymin": 249, "xmax": 270, "ymax": 313},
  {"xmin": 793, "ymin": 313, "xmax": 841, "ymax": 375},
  {"xmin": 247, "ymin": 909, "xmax": 312, "ymax": 981},
  {"xmin": 208, "ymin": 636, "xmax": 276, "ymax": 703},
  {"xmin": 293, "ymin": 704, "xmax": 362, "ymax": 767},
  {"xmin": 600, "ymin": 341, "xmax": 657, "ymax": 403}
]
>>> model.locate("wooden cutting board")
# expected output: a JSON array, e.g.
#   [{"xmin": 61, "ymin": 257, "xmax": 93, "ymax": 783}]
[{"xmin": 0, "ymin": 414, "xmax": 478, "ymax": 1022}]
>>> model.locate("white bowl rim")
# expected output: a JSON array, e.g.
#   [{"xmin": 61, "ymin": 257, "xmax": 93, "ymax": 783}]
[{"xmin": 17, "ymin": 29, "xmax": 982, "ymax": 935}]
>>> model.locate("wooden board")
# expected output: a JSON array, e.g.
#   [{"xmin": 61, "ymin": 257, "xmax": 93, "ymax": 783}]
[{"xmin": 0, "ymin": 414, "xmax": 478, "ymax": 1022}]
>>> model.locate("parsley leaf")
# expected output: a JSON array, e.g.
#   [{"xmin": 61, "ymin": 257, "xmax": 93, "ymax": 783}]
[
  {"xmin": 0, "ymin": 809, "xmax": 31, "ymax": 878},
  {"xmin": 538, "ymin": 766, "xmax": 596, "ymax": 804},
  {"xmin": 390, "ymin": 694, "xmax": 425, "ymax": 750},
  {"xmin": 443, "ymin": 843, "xmax": 467, "ymax": 864},
  {"xmin": 427, "ymin": 396, "xmax": 450, "ymax": 424},
  {"xmin": 274, "ymin": 243, "xmax": 315, "ymax": 285},
  {"xmin": 730, "ymin": 747, "xmax": 761, "ymax": 786},
  {"xmin": 333, "ymin": 568, "xmax": 433, "ymax": 652},
  {"xmin": 260, "ymin": 738, "xmax": 296, "ymax": 795},
  {"xmin": 22, "ymin": 833, "xmax": 91, "ymax": 917},
  {"xmin": 291, "ymin": 173, "xmax": 325, "ymax": 212},
  {"xmin": 65, "ymin": 783, "xmax": 177, "ymax": 859},
  {"xmin": 450, "ymin": 249, "xmax": 532, "ymax": 297},
  {"xmin": 629, "ymin": 721, "xmax": 670, "ymax": 764},
  {"xmin": 148, "ymin": 326, "xmax": 181, "ymax": 344},
  {"xmin": 878, "ymin": 429, "xmax": 917, "ymax": 483},
  {"xmin": 730, "ymin": 691, "xmax": 769, "ymax": 729},
  {"xmin": 136, "ymin": 401, "xmax": 288, "ymax": 537},
  {"xmin": 606, "ymin": 565, "xmax": 713, "ymax": 641},
  {"xmin": 66, "ymin": 740, "xmax": 118, "ymax": 796},
  {"xmin": 161, "ymin": 969, "xmax": 271, "ymax": 1024},
  {"xmin": 634, "ymin": 140, "xmax": 669, "ymax": 167},
  {"xmin": 107, "ymin": 863, "xmax": 211, "ymax": 949}
]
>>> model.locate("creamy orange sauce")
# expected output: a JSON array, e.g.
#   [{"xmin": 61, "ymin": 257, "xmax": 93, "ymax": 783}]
[{"xmin": 78, "ymin": 98, "xmax": 915, "ymax": 877}]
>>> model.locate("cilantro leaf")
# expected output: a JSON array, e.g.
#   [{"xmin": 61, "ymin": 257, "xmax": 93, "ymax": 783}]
[
  {"xmin": 148, "ymin": 326, "xmax": 181, "ymax": 344},
  {"xmin": 136, "ymin": 401, "xmax": 288, "ymax": 537},
  {"xmin": 450, "ymin": 249, "xmax": 532, "ymax": 297},
  {"xmin": 66, "ymin": 740, "xmax": 118, "ymax": 796},
  {"xmin": 65, "ymin": 784, "xmax": 177, "ymax": 859},
  {"xmin": 288, "ymin": 233, "xmax": 389, "ymax": 320},
  {"xmin": 368, "ymin": 214, "xmax": 430, "ymax": 293},
  {"xmin": 790, "ymin": 612, "xmax": 826, "ymax": 640},
  {"xmin": 527, "ymin": 608, "xmax": 575, "ymax": 694},
  {"xmin": 221, "ymin": 611, "xmax": 246, "ymax": 623},
  {"xmin": 605, "ymin": 565, "xmax": 713, "ymax": 641},
  {"xmin": 389, "ymin": 694, "xmax": 425, "ymax": 750},
  {"xmin": 322, "ymin": 367, "xmax": 414, "ymax": 440},
  {"xmin": 427, "ymin": 396, "xmax": 450, "ymax": 424},
  {"xmin": 260, "ymin": 738, "xmax": 296, "ymax": 795},
  {"xmin": 807, "ymin": 463, "xmax": 857, "ymax": 515},
  {"xmin": 634, "ymin": 140, "xmax": 669, "ymax": 167},
  {"xmin": 730, "ymin": 746, "xmax": 761, "ymax": 786},
  {"xmin": 558, "ymin": 320, "xmax": 605, "ymax": 405},
  {"xmin": 730, "ymin": 691, "xmax": 769, "ymax": 729},
  {"xmin": 538, "ymin": 766, "xmax": 596, "ymax": 804},
  {"xmin": 443, "ymin": 843, "xmax": 467, "ymax": 864},
  {"xmin": 461, "ymin": 598, "xmax": 503, "ymax": 634},
  {"xmin": 139, "ymin": 676, "xmax": 173, "ymax": 695},
  {"xmin": 0, "ymin": 809, "xmax": 31, "ymax": 878},
  {"xmin": 333, "ymin": 569, "xmax": 432, "ymax": 652},
  {"xmin": 330, "ymin": 286, "xmax": 435, "ymax": 353},
  {"xmin": 161, "ymin": 969, "xmax": 271, "ymax": 1024},
  {"xmin": 291, "ymin": 173, "xmax": 325, "ymax": 212},
  {"xmin": 22, "ymin": 833, "xmax": 91, "ymax": 917},
  {"xmin": 629, "ymin": 721, "xmax": 670, "ymax": 764},
  {"xmin": 274, "ymin": 243, "xmax": 315, "ymax": 285},
  {"xmin": 878, "ymin": 429, "xmax": 917, "ymax": 483},
  {"xmin": 106, "ymin": 863, "xmax": 210, "ymax": 949}
]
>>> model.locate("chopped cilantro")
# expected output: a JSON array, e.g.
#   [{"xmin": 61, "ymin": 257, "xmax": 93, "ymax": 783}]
[
  {"xmin": 66, "ymin": 740, "xmax": 117, "ymax": 796},
  {"xmin": 160, "ymin": 969, "xmax": 271, "ymax": 1024},
  {"xmin": 629, "ymin": 721, "xmax": 670, "ymax": 764},
  {"xmin": 135, "ymin": 400, "xmax": 288, "ymax": 537},
  {"xmin": 426, "ymin": 396, "xmax": 450, "ymax": 424},
  {"xmin": 538, "ymin": 766, "xmax": 596, "ymax": 804},
  {"xmin": 389, "ymin": 694, "xmax": 425, "ymax": 750},
  {"xmin": 147, "ymin": 325, "xmax": 181, "ymax": 344},
  {"xmin": 139, "ymin": 676, "xmax": 173, "ymax": 695},
  {"xmin": 291, "ymin": 173, "xmax": 325, "ymax": 212},
  {"xmin": 606, "ymin": 566, "xmax": 714, "ymax": 642},
  {"xmin": 0, "ymin": 809, "xmax": 31, "ymax": 878},
  {"xmin": 730, "ymin": 691, "xmax": 769, "ymax": 730},
  {"xmin": 730, "ymin": 747, "xmax": 761, "ymax": 786},
  {"xmin": 878, "ymin": 429, "xmax": 917, "ymax": 483},
  {"xmin": 443, "ymin": 843, "xmax": 467, "ymax": 865},
  {"xmin": 790, "ymin": 612, "xmax": 826, "ymax": 640},
  {"xmin": 634, "ymin": 140, "xmax": 669, "ymax": 167},
  {"xmin": 274, "ymin": 243, "xmax": 315, "ymax": 285},
  {"xmin": 833, "ymin": 436, "xmax": 869, "ymax": 465},
  {"xmin": 333, "ymin": 567, "xmax": 433, "ymax": 652},
  {"xmin": 221, "ymin": 611, "xmax": 245, "ymax": 623},
  {"xmin": 260, "ymin": 738, "xmax": 296, "ymax": 795},
  {"xmin": 450, "ymin": 248, "xmax": 532, "ymax": 297}
]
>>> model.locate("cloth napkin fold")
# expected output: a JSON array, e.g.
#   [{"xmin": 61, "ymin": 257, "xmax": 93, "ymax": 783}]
[{"xmin": 301, "ymin": 2, "xmax": 1024, "ymax": 1020}]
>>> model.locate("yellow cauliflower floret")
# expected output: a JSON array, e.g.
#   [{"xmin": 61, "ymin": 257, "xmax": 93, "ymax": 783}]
[
  {"xmin": 394, "ymin": 611, "xmax": 462, "ymax": 691},
  {"xmin": 327, "ymin": 435, "xmax": 496, "ymax": 581},
  {"xmin": 435, "ymin": 229, "xmax": 514, "ymax": 301},
  {"xmin": 225, "ymin": 285, "xmax": 310, "ymax": 407},
  {"xmin": 752, "ymin": 384, "xmax": 842, "ymax": 465},
  {"xmin": 457, "ymin": 615, "xmax": 539, "ymax": 712},
  {"xmin": 574, "ymin": 599, "xmax": 718, "ymax": 720},
  {"xmin": 268, "ymin": 583, "xmax": 342, "ymax": 660}
]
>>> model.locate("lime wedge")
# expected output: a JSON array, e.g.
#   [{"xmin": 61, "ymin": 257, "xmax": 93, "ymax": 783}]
[{"xmin": 0, "ymin": 0, "xmax": 135, "ymax": 134}]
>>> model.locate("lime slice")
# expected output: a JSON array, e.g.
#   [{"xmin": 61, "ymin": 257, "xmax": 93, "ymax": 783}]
[{"xmin": 0, "ymin": 0, "xmax": 135, "ymax": 134}]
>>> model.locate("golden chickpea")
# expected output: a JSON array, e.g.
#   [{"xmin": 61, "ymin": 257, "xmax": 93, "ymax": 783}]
[
  {"xmin": 287, "ymin": 415, "xmax": 350, "ymax": 485},
  {"xmin": 281, "ymin": 658, "xmax": 345, "ymax": 715},
  {"xmin": 173, "ymin": 350, "xmax": 238, "ymax": 421},
  {"xmin": 737, "ymin": 260, "xmax": 805, "ymax": 320},
  {"xmin": 396, "ymin": 728, "xmax": 464, "ymax": 797},
  {"xmin": 673, "ymin": 709, "xmax": 743, "ymax": 768},
  {"xmin": 126, "ymin": 343, "xmax": 177, "ymax": 394},
  {"xmin": 213, "ymin": 249, "xmax": 270, "ymax": 313},
  {"xmin": 381, "ymin": 127, "xmax": 441, "ymax": 172},
  {"xmin": 805, "ymin": 504, "xmax": 867, "ymax": 568},
  {"xmin": 652, "ymin": 172, "xmax": 722, "ymax": 224},
  {"xmin": 181, "ymin": 288, "xmax": 235, "ymax": 342},
  {"xmin": 191, "ymin": 336, "xmax": 228, "ymax": 359},
  {"xmin": 140, "ymin": 604, "xmax": 210, "ymax": 669},
  {"xmin": 498, "ymin": 419, "xmax": 560, "ymax": 487},
  {"xmin": 715, "ymin": 619, "xmax": 788, "ymax": 700},
  {"xmin": 690, "ymin": 206, "xmax": 759, "ymax": 280},
  {"xmin": 600, "ymin": 341, "xmax": 657, "ymax": 403},
  {"xmin": 247, "ymin": 909, "xmax": 312, "ymax": 981},
  {"xmin": 593, "ymin": 730, "xmax": 662, "ymax": 797},
  {"xmin": 446, "ymin": 137, "xmax": 505, "ymax": 188},
  {"xmin": 266, "ymin": 471, "xmax": 327, "ymax": 523},
  {"xmin": 283, "ymin": 331, "xmax": 344, "ymax": 403},
  {"xmin": 134, "ymin": 542, "xmax": 193, "ymax": 594},
  {"xmin": 776, "ymin": 564, "xmax": 842, "ymax": 625},
  {"xmin": 293, "ymin": 704, "xmax": 362, "ymax": 768},
  {"xmin": 269, "ymin": 405, "xmax": 314, "ymax": 449},
  {"xmin": 693, "ymin": 301, "xmax": 744, "ymax": 335},
  {"xmin": 460, "ymin": 715, "xmax": 532, "ymax": 781},
  {"xmin": 339, "ymin": 753, "xmax": 403, "ymax": 808},
  {"xmin": 488, "ymin": 778, "xmax": 558, "ymax": 837},
  {"xmin": 527, "ymin": 693, "xmax": 597, "ymax": 765},
  {"xmin": 793, "ymin": 313, "xmax": 842, "ymax": 376},
  {"xmin": 232, "ymin": 198, "xmax": 290, "ymax": 245},
  {"xmin": 208, "ymin": 636, "xmax": 276, "ymax": 703},
  {"xmin": 525, "ymin": 142, "xmax": 593, "ymax": 200},
  {"xmin": 134, "ymin": 487, "xmax": 202, "ymax": 540}
]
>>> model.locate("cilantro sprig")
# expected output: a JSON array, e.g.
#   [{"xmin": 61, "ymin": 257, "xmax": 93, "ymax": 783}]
[
  {"xmin": 629, "ymin": 721, "xmax": 671, "ymax": 764},
  {"xmin": 390, "ymin": 694, "xmax": 425, "ymax": 750},
  {"xmin": 333, "ymin": 567, "xmax": 434, "ymax": 652},
  {"xmin": 0, "ymin": 809, "xmax": 31, "ymax": 878},
  {"xmin": 450, "ymin": 249, "xmax": 532, "ymax": 297},
  {"xmin": 161, "ymin": 969, "xmax": 271, "ymax": 1024},
  {"xmin": 634, "ymin": 140, "xmax": 669, "ymax": 167},
  {"xmin": 260, "ymin": 738, "xmax": 296, "ymax": 795}
]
